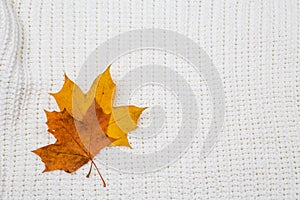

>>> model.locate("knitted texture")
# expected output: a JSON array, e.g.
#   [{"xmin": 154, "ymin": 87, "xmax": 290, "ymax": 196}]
[{"xmin": 1, "ymin": 0, "xmax": 299, "ymax": 199}]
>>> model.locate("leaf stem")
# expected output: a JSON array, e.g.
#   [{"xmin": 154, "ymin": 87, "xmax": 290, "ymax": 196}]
[
  {"xmin": 86, "ymin": 161, "xmax": 93, "ymax": 178},
  {"xmin": 91, "ymin": 159, "xmax": 106, "ymax": 187}
]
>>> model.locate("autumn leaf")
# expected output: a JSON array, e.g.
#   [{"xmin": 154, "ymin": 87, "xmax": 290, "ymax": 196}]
[
  {"xmin": 50, "ymin": 65, "xmax": 146, "ymax": 147},
  {"xmin": 33, "ymin": 65, "xmax": 147, "ymax": 186},
  {"xmin": 33, "ymin": 100, "xmax": 113, "ymax": 187}
]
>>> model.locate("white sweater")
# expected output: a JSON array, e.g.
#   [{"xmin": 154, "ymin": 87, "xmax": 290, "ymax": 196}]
[{"xmin": 1, "ymin": 0, "xmax": 299, "ymax": 199}]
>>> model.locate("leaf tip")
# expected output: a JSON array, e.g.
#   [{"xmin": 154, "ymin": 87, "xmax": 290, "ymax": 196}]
[
  {"xmin": 31, "ymin": 149, "xmax": 37, "ymax": 154},
  {"xmin": 63, "ymin": 71, "xmax": 68, "ymax": 78},
  {"xmin": 103, "ymin": 64, "xmax": 115, "ymax": 82},
  {"xmin": 63, "ymin": 72, "xmax": 74, "ymax": 84},
  {"xmin": 42, "ymin": 167, "xmax": 50, "ymax": 173},
  {"xmin": 107, "ymin": 63, "xmax": 112, "ymax": 70},
  {"xmin": 141, "ymin": 107, "xmax": 148, "ymax": 111},
  {"xmin": 103, "ymin": 64, "xmax": 112, "ymax": 75}
]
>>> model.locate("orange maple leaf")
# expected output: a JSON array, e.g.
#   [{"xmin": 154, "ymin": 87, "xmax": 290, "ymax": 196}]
[
  {"xmin": 33, "ymin": 100, "xmax": 112, "ymax": 186},
  {"xmin": 33, "ymin": 65, "xmax": 146, "ymax": 187}
]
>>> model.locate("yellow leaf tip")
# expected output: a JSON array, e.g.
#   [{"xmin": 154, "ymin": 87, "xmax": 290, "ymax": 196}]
[
  {"xmin": 63, "ymin": 72, "xmax": 73, "ymax": 83},
  {"xmin": 141, "ymin": 107, "xmax": 148, "ymax": 111},
  {"xmin": 104, "ymin": 64, "xmax": 112, "ymax": 73}
]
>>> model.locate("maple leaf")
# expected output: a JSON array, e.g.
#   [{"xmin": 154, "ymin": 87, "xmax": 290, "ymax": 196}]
[
  {"xmin": 32, "ymin": 100, "xmax": 113, "ymax": 187},
  {"xmin": 50, "ymin": 65, "xmax": 146, "ymax": 147},
  {"xmin": 33, "ymin": 65, "xmax": 147, "ymax": 187}
]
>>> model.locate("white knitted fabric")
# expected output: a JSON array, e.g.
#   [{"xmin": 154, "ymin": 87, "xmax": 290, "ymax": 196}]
[{"xmin": 1, "ymin": 0, "xmax": 299, "ymax": 199}]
